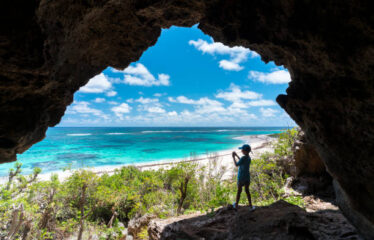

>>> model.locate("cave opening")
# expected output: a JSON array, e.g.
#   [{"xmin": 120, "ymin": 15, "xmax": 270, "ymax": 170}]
[
  {"xmin": 1, "ymin": 0, "xmax": 373, "ymax": 238},
  {"xmin": 0, "ymin": 25, "xmax": 295, "ymax": 176}
]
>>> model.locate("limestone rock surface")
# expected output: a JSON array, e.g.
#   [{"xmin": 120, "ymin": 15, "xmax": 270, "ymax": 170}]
[
  {"xmin": 148, "ymin": 200, "xmax": 360, "ymax": 240},
  {"xmin": 293, "ymin": 131, "xmax": 326, "ymax": 177},
  {"xmin": 128, "ymin": 213, "xmax": 156, "ymax": 238}
]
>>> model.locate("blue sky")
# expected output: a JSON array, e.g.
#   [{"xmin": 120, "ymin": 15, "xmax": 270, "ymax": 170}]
[{"xmin": 60, "ymin": 25, "xmax": 295, "ymax": 127}]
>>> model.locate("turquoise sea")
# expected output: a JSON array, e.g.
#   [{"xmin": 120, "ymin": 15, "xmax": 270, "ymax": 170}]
[{"xmin": 0, "ymin": 127, "xmax": 285, "ymax": 176}]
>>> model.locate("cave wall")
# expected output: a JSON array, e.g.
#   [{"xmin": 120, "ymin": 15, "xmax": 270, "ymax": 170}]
[{"xmin": 1, "ymin": 0, "xmax": 373, "ymax": 238}]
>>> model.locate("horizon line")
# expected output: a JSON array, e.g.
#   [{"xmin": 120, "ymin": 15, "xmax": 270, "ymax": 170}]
[{"xmin": 54, "ymin": 126, "xmax": 296, "ymax": 128}]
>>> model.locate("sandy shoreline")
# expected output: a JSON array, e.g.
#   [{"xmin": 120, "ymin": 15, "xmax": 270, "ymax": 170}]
[{"xmin": 0, "ymin": 134, "xmax": 276, "ymax": 184}]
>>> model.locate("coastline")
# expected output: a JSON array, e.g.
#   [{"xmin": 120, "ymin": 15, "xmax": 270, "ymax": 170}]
[{"xmin": 0, "ymin": 134, "xmax": 276, "ymax": 184}]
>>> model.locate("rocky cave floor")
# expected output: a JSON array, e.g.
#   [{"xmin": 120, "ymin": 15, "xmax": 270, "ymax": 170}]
[{"xmin": 148, "ymin": 195, "xmax": 360, "ymax": 240}]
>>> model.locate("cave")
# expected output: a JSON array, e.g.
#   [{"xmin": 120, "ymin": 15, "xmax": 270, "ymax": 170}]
[{"xmin": 1, "ymin": 0, "xmax": 373, "ymax": 238}]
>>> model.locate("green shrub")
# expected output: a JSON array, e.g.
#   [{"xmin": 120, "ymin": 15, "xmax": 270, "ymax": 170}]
[
  {"xmin": 273, "ymin": 128, "xmax": 298, "ymax": 157},
  {"xmin": 0, "ymin": 129, "xmax": 304, "ymax": 238}
]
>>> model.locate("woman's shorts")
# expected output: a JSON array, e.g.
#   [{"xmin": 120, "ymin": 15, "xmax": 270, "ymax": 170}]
[{"xmin": 237, "ymin": 180, "xmax": 250, "ymax": 187}]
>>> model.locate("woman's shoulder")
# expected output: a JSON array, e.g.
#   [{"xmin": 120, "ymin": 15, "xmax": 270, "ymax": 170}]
[{"xmin": 241, "ymin": 155, "xmax": 250, "ymax": 160}]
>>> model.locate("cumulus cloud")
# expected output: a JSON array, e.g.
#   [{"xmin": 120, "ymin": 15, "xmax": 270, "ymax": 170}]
[
  {"xmin": 129, "ymin": 97, "xmax": 167, "ymax": 114},
  {"xmin": 247, "ymin": 99, "xmax": 276, "ymax": 107},
  {"xmin": 215, "ymin": 84, "xmax": 277, "ymax": 112},
  {"xmin": 168, "ymin": 111, "xmax": 178, "ymax": 116},
  {"xmin": 93, "ymin": 98, "xmax": 106, "ymax": 103},
  {"xmin": 147, "ymin": 107, "xmax": 166, "ymax": 113},
  {"xmin": 260, "ymin": 107, "xmax": 279, "ymax": 117},
  {"xmin": 219, "ymin": 60, "xmax": 243, "ymax": 71},
  {"xmin": 153, "ymin": 93, "xmax": 166, "ymax": 97},
  {"xmin": 215, "ymin": 83, "xmax": 262, "ymax": 102},
  {"xmin": 124, "ymin": 108, "xmax": 258, "ymax": 126},
  {"xmin": 249, "ymin": 69, "xmax": 291, "ymax": 84},
  {"xmin": 79, "ymin": 73, "xmax": 112, "ymax": 93},
  {"xmin": 189, "ymin": 39, "xmax": 258, "ymax": 71},
  {"xmin": 134, "ymin": 97, "xmax": 159, "ymax": 104},
  {"xmin": 168, "ymin": 92, "xmax": 262, "ymax": 122},
  {"xmin": 228, "ymin": 101, "xmax": 248, "ymax": 109},
  {"xmin": 67, "ymin": 101, "xmax": 109, "ymax": 119},
  {"xmin": 106, "ymin": 91, "xmax": 117, "ymax": 97},
  {"xmin": 111, "ymin": 103, "xmax": 132, "ymax": 120},
  {"xmin": 168, "ymin": 96, "xmax": 222, "ymax": 107},
  {"xmin": 169, "ymin": 96, "xmax": 226, "ymax": 114},
  {"xmin": 119, "ymin": 63, "xmax": 170, "ymax": 86}
]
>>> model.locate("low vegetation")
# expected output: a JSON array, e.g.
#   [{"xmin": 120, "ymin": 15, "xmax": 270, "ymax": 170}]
[{"xmin": 0, "ymin": 128, "xmax": 300, "ymax": 239}]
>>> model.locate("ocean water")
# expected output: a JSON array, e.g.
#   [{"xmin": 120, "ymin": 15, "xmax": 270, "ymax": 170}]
[{"xmin": 0, "ymin": 127, "xmax": 285, "ymax": 176}]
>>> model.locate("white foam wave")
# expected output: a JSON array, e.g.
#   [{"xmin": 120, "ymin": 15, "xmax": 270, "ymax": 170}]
[
  {"xmin": 106, "ymin": 133, "xmax": 128, "ymax": 135},
  {"xmin": 216, "ymin": 129, "xmax": 239, "ymax": 132},
  {"xmin": 67, "ymin": 133, "xmax": 92, "ymax": 136},
  {"xmin": 141, "ymin": 130, "xmax": 174, "ymax": 133},
  {"xmin": 141, "ymin": 130, "xmax": 212, "ymax": 133},
  {"xmin": 217, "ymin": 129, "xmax": 276, "ymax": 132}
]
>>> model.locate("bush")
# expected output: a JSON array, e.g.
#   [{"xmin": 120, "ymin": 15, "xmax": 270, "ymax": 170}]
[
  {"xmin": 273, "ymin": 128, "xmax": 298, "ymax": 157},
  {"xmin": 0, "ymin": 129, "xmax": 303, "ymax": 238}
]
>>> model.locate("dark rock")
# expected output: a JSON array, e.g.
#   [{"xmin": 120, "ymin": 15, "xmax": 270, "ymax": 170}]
[
  {"xmin": 148, "ymin": 200, "xmax": 361, "ymax": 240},
  {"xmin": 288, "ymin": 131, "xmax": 335, "ymax": 199},
  {"xmin": 334, "ymin": 180, "xmax": 374, "ymax": 240},
  {"xmin": 0, "ymin": 0, "xmax": 373, "ymax": 238},
  {"xmin": 128, "ymin": 213, "xmax": 156, "ymax": 238},
  {"xmin": 293, "ymin": 131, "xmax": 326, "ymax": 177}
]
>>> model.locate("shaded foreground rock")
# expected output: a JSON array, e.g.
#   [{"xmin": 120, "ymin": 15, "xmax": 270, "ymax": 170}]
[
  {"xmin": 148, "ymin": 200, "xmax": 360, "ymax": 240},
  {"xmin": 293, "ymin": 131, "xmax": 326, "ymax": 177},
  {"xmin": 1, "ymin": 0, "xmax": 373, "ymax": 237},
  {"xmin": 288, "ymin": 130, "xmax": 334, "ymax": 199},
  {"xmin": 128, "ymin": 213, "xmax": 156, "ymax": 238}
]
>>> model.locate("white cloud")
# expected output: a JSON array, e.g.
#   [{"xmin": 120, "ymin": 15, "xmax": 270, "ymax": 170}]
[
  {"xmin": 157, "ymin": 74, "xmax": 170, "ymax": 86},
  {"xmin": 168, "ymin": 93, "xmax": 262, "ymax": 121},
  {"xmin": 108, "ymin": 101, "xmax": 118, "ymax": 105},
  {"xmin": 247, "ymin": 99, "xmax": 276, "ymax": 107},
  {"xmin": 107, "ymin": 76, "xmax": 122, "ymax": 84},
  {"xmin": 79, "ymin": 73, "xmax": 112, "ymax": 93},
  {"xmin": 67, "ymin": 101, "xmax": 108, "ymax": 119},
  {"xmin": 128, "ymin": 97, "xmax": 159, "ymax": 105},
  {"xmin": 189, "ymin": 39, "xmax": 255, "ymax": 58},
  {"xmin": 215, "ymin": 83, "xmax": 262, "ymax": 102},
  {"xmin": 134, "ymin": 97, "xmax": 159, "ymax": 104},
  {"xmin": 131, "ymin": 97, "xmax": 166, "ymax": 114},
  {"xmin": 219, "ymin": 60, "xmax": 243, "ymax": 71},
  {"xmin": 94, "ymin": 98, "xmax": 106, "ymax": 103},
  {"xmin": 108, "ymin": 100, "xmax": 261, "ymax": 126},
  {"xmin": 147, "ymin": 107, "xmax": 166, "ymax": 113},
  {"xmin": 111, "ymin": 103, "xmax": 132, "ymax": 120},
  {"xmin": 249, "ymin": 69, "xmax": 291, "ymax": 84},
  {"xmin": 106, "ymin": 91, "xmax": 117, "ymax": 97},
  {"xmin": 168, "ymin": 96, "xmax": 222, "ymax": 107},
  {"xmin": 228, "ymin": 101, "xmax": 247, "ymax": 109},
  {"xmin": 260, "ymin": 107, "xmax": 279, "ymax": 117},
  {"xmin": 189, "ymin": 39, "xmax": 258, "ymax": 71},
  {"xmin": 168, "ymin": 111, "xmax": 178, "ymax": 116},
  {"xmin": 169, "ymin": 96, "xmax": 225, "ymax": 114},
  {"xmin": 121, "ymin": 63, "xmax": 170, "ymax": 86},
  {"xmin": 153, "ymin": 93, "xmax": 166, "ymax": 97},
  {"xmin": 214, "ymin": 84, "xmax": 278, "ymax": 117}
]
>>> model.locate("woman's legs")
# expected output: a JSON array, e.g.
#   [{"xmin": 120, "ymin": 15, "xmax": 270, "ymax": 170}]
[
  {"xmin": 244, "ymin": 182, "xmax": 252, "ymax": 207},
  {"xmin": 235, "ymin": 184, "xmax": 242, "ymax": 207}
]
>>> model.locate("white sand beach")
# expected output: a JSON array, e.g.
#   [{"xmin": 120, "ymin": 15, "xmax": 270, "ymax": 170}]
[{"xmin": 0, "ymin": 134, "xmax": 276, "ymax": 184}]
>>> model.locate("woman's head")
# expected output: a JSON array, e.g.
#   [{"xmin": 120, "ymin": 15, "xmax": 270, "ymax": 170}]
[{"xmin": 239, "ymin": 144, "xmax": 251, "ymax": 155}]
